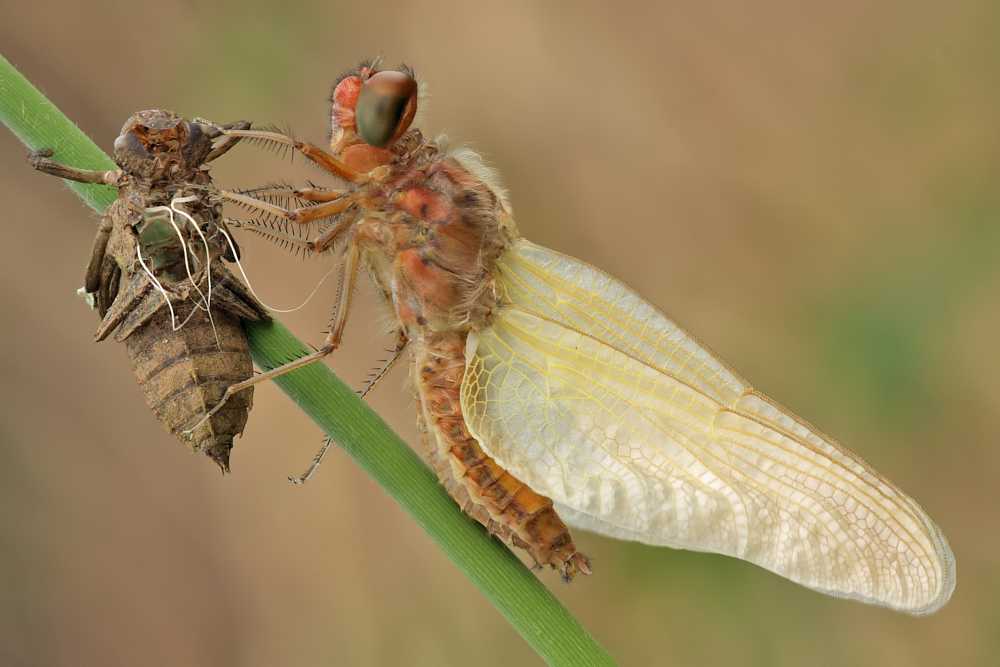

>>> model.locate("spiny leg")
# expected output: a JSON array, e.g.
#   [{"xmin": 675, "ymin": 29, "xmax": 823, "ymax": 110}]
[
  {"xmin": 242, "ymin": 184, "xmax": 344, "ymax": 203},
  {"xmin": 325, "ymin": 230, "xmax": 361, "ymax": 347},
  {"xmin": 193, "ymin": 118, "xmax": 359, "ymax": 182},
  {"xmin": 184, "ymin": 232, "xmax": 363, "ymax": 434},
  {"xmin": 306, "ymin": 211, "xmax": 360, "ymax": 253},
  {"xmin": 220, "ymin": 187, "xmax": 352, "ymax": 225},
  {"xmin": 359, "ymin": 330, "xmax": 409, "ymax": 398},
  {"xmin": 290, "ymin": 331, "xmax": 409, "ymax": 484},
  {"xmin": 225, "ymin": 210, "xmax": 357, "ymax": 254},
  {"xmin": 219, "ymin": 189, "xmax": 360, "ymax": 252},
  {"xmin": 224, "ymin": 218, "xmax": 317, "ymax": 252},
  {"xmin": 221, "ymin": 127, "xmax": 366, "ymax": 184}
]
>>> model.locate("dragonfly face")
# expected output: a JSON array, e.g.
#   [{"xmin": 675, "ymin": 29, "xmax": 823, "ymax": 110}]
[{"xmin": 224, "ymin": 60, "xmax": 956, "ymax": 612}]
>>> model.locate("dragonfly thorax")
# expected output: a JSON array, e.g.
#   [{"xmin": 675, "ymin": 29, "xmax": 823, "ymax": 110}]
[{"xmin": 357, "ymin": 143, "xmax": 516, "ymax": 336}]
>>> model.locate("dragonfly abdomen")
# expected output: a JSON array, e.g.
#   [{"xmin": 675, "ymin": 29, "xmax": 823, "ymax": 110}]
[{"xmin": 412, "ymin": 330, "xmax": 591, "ymax": 580}]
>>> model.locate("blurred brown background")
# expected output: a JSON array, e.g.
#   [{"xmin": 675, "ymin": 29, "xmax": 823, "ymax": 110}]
[{"xmin": 2, "ymin": 1, "xmax": 998, "ymax": 665}]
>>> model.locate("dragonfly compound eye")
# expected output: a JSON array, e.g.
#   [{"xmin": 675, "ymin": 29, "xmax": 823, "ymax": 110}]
[{"xmin": 355, "ymin": 70, "xmax": 418, "ymax": 148}]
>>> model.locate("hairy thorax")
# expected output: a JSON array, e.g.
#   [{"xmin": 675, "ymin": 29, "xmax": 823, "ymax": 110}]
[{"xmin": 353, "ymin": 137, "xmax": 516, "ymax": 338}]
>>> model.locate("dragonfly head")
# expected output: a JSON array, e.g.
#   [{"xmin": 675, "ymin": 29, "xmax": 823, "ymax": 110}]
[{"xmin": 328, "ymin": 61, "xmax": 420, "ymax": 172}]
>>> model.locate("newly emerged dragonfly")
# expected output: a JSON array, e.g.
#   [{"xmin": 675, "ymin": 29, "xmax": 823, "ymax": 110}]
[
  {"xmin": 204, "ymin": 61, "xmax": 955, "ymax": 613},
  {"xmin": 30, "ymin": 111, "xmax": 269, "ymax": 471}
]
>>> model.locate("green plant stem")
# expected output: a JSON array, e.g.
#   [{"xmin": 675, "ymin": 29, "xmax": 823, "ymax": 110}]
[
  {"xmin": 0, "ymin": 57, "xmax": 117, "ymax": 210},
  {"xmin": 0, "ymin": 54, "xmax": 617, "ymax": 667}
]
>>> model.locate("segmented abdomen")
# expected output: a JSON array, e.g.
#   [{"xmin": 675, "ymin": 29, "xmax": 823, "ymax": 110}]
[
  {"xmin": 412, "ymin": 330, "xmax": 590, "ymax": 580},
  {"xmin": 125, "ymin": 304, "xmax": 254, "ymax": 472}
]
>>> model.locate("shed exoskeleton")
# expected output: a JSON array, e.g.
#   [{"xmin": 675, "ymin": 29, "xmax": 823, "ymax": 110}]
[{"xmin": 30, "ymin": 110, "xmax": 270, "ymax": 471}]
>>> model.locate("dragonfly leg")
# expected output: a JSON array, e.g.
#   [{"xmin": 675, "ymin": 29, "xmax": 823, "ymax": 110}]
[
  {"xmin": 224, "ymin": 218, "xmax": 315, "ymax": 252},
  {"xmin": 220, "ymin": 187, "xmax": 361, "ymax": 254},
  {"xmin": 221, "ymin": 128, "xmax": 366, "ymax": 184},
  {"xmin": 219, "ymin": 187, "xmax": 352, "ymax": 225},
  {"xmin": 184, "ymin": 231, "xmax": 363, "ymax": 434},
  {"xmin": 290, "ymin": 331, "xmax": 408, "ymax": 484},
  {"xmin": 305, "ymin": 212, "xmax": 361, "ymax": 253},
  {"xmin": 239, "ymin": 184, "xmax": 345, "ymax": 203}
]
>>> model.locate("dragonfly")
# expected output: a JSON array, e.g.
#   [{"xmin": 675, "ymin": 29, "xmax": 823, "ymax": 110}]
[{"xmin": 199, "ymin": 60, "xmax": 955, "ymax": 613}]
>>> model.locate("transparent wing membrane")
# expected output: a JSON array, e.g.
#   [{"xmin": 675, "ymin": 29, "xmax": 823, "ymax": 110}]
[{"xmin": 461, "ymin": 240, "xmax": 954, "ymax": 614}]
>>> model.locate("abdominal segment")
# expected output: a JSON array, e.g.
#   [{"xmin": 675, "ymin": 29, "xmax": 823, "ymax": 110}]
[
  {"xmin": 124, "ymin": 300, "xmax": 255, "ymax": 471},
  {"xmin": 411, "ymin": 330, "xmax": 590, "ymax": 580}
]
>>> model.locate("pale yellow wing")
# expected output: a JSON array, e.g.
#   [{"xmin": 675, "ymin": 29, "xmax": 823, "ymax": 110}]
[{"xmin": 460, "ymin": 240, "xmax": 954, "ymax": 614}]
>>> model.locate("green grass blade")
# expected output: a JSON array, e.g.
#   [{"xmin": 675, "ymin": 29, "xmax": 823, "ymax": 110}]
[
  {"xmin": 0, "ymin": 56, "xmax": 116, "ymax": 212},
  {"xmin": 0, "ymin": 53, "xmax": 617, "ymax": 667}
]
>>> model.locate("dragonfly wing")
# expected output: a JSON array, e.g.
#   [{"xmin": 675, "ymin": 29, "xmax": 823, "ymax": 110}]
[
  {"xmin": 498, "ymin": 240, "xmax": 748, "ymax": 405},
  {"xmin": 461, "ymin": 241, "xmax": 954, "ymax": 614}
]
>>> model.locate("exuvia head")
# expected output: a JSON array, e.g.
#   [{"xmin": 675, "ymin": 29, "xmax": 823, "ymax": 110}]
[{"xmin": 112, "ymin": 110, "xmax": 216, "ymax": 176}]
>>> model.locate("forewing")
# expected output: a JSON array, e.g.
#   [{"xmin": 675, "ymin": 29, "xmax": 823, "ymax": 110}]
[
  {"xmin": 462, "ymin": 242, "xmax": 954, "ymax": 614},
  {"xmin": 498, "ymin": 240, "xmax": 747, "ymax": 405}
]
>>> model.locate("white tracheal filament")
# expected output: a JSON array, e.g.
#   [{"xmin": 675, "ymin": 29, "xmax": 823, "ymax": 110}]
[{"xmin": 139, "ymin": 196, "xmax": 215, "ymax": 336}]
